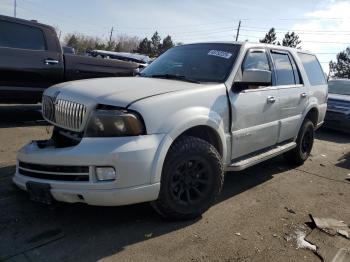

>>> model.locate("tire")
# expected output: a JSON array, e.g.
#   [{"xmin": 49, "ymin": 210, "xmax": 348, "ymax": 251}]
[
  {"xmin": 152, "ymin": 136, "xmax": 224, "ymax": 220},
  {"xmin": 284, "ymin": 119, "xmax": 315, "ymax": 166}
]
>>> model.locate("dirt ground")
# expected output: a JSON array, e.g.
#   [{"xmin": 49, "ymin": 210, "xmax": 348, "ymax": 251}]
[{"xmin": 0, "ymin": 105, "xmax": 349, "ymax": 262}]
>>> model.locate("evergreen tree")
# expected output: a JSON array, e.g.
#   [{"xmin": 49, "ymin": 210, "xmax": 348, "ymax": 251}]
[
  {"xmin": 150, "ymin": 31, "xmax": 161, "ymax": 57},
  {"xmin": 259, "ymin": 28, "xmax": 277, "ymax": 44},
  {"xmin": 66, "ymin": 34, "xmax": 78, "ymax": 48},
  {"xmin": 330, "ymin": 47, "xmax": 350, "ymax": 79},
  {"xmin": 159, "ymin": 35, "xmax": 174, "ymax": 54},
  {"xmin": 136, "ymin": 37, "xmax": 152, "ymax": 55},
  {"xmin": 282, "ymin": 32, "xmax": 301, "ymax": 48}
]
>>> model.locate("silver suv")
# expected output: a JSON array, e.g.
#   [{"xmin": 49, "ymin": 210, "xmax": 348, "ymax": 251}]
[{"xmin": 14, "ymin": 42, "xmax": 328, "ymax": 220}]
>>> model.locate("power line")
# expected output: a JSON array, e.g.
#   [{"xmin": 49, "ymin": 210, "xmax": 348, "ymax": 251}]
[
  {"xmin": 171, "ymin": 27, "xmax": 233, "ymax": 35},
  {"xmin": 240, "ymin": 28, "xmax": 350, "ymax": 36},
  {"xmin": 16, "ymin": 1, "xmax": 350, "ymax": 32},
  {"xmin": 172, "ymin": 29, "xmax": 234, "ymax": 38},
  {"xmin": 12, "ymin": 1, "xmax": 350, "ymax": 48},
  {"xmin": 240, "ymin": 17, "xmax": 350, "ymax": 21},
  {"xmin": 241, "ymin": 26, "xmax": 350, "ymax": 33},
  {"xmin": 238, "ymin": 34, "xmax": 350, "ymax": 44}
]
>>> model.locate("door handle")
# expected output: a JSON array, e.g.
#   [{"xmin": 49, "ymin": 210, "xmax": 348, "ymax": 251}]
[
  {"xmin": 267, "ymin": 96, "xmax": 276, "ymax": 103},
  {"xmin": 44, "ymin": 59, "xmax": 59, "ymax": 65},
  {"xmin": 300, "ymin": 92, "xmax": 308, "ymax": 98}
]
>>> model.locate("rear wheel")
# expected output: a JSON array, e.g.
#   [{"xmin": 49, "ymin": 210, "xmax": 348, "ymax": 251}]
[
  {"xmin": 152, "ymin": 136, "xmax": 224, "ymax": 220},
  {"xmin": 284, "ymin": 119, "xmax": 314, "ymax": 166}
]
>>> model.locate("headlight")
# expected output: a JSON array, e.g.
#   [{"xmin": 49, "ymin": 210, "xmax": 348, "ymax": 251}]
[{"xmin": 85, "ymin": 109, "xmax": 146, "ymax": 137}]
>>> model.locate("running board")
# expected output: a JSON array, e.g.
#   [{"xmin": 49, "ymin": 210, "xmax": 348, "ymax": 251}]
[{"xmin": 226, "ymin": 142, "xmax": 296, "ymax": 171}]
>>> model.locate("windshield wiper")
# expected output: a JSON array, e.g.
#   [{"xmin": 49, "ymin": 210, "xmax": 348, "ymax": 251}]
[{"xmin": 148, "ymin": 74, "xmax": 200, "ymax": 84}]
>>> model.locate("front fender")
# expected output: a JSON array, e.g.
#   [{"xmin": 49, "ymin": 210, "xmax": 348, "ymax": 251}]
[{"xmin": 150, "ymin": 108, "xmax": 228, "ymax": 184}]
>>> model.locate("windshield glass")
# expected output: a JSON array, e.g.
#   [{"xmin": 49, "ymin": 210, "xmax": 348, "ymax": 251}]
[
  {"xmin": 140, "ymin": 43, "xmax": 241, "ymax": 83},
  {"xmin": 328, "ymin": 80, "xmax": 350, "ymax": 95}
]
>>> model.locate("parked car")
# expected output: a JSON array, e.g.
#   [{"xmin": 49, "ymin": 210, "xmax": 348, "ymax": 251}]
[
  {"xmin": 0, "ymin": 15, "xmax": 139, "ymax": 104},
  {"xmin": 88, "ymin": 50, "xmax": 151, "ymax": 69},
  {"xmin": 324, "ymin": 79, "xmax": 350, "ymax": 133},
  {"xmin": 13, "ymin": 42, "xmax": 327, "ymax": 220}
]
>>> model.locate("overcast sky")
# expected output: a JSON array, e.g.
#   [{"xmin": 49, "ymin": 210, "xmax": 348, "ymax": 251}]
[{"xmin": 1, "ymin": 0, "xmax": 350, "ymax": 72}]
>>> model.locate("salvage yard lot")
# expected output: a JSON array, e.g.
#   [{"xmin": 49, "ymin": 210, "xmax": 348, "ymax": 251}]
[{"xmin": 0, "ymin": 105, "xmax": 349, "ymax": 262}]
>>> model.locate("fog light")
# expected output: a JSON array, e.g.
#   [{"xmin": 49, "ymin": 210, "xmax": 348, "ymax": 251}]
[{"xmin": 95, "ymin": 167, "xmax": 116, "ymax": 181}]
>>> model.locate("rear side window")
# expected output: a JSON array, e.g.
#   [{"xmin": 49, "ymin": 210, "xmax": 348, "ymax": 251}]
[
  {"xmin": 298, "ymin": 53, "xmax": 326, "ymax": 85},
  {"xmin": 243, "ymin": 50, "xmax": 270, "ymax": 71},
  {"xmin": 0, "ymin": 20, "xmax": 46, "ymax": 50},
  {"xmin": 271, "ymin": 52, "xmax": 295, "ymax": 85}
]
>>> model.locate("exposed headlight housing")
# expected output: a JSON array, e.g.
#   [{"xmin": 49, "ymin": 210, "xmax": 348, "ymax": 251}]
[{"xmin": 85, "ymin": 109, "xmax": 146, "ymax": 137}]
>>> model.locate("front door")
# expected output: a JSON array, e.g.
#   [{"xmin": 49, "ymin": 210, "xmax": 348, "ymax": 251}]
[
  {"xmin": 0, "ymin": 19, "xmax": 63, "ymax": 98},
  {"xmin": 229, "ymin": 48, "xmax": 280, "ymax": 159}
]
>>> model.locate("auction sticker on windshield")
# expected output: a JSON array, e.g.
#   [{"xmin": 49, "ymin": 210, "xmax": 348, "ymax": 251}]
[{"xmin": 208, "ymin": 50, "xmax": 233, "ymax": 59}]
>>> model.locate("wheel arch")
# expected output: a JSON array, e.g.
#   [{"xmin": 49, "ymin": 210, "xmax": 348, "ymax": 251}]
[
  {"xmin": 150, "ymin": 118, "xmax": 228, "ymax": 184},
  {"xmin": 294, "ymin": 106, "xmax": 319, "ymax": 141},
  {"xmin": 303, "ymin": 107, "xmax": 319, "ymax": 128}
]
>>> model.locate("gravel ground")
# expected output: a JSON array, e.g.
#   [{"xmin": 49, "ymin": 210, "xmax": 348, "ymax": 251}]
[{"xmin": 0, "ymin": 105, "xmax": 349, "ymax": 262}]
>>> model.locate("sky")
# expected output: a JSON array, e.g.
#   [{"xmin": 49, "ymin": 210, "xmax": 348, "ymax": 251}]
[{"xmin": 1, "ymin": 0, "xmax": 350, "ymax": 72}]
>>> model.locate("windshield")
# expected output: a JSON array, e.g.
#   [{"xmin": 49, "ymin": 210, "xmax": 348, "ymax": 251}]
[
  {"xmin": 328, "ymin": 80, "xmax": 350, "ymax": 95},
  {"xmin": 140, "ymin": 43, "xmax": 241, "ymax": 83}
]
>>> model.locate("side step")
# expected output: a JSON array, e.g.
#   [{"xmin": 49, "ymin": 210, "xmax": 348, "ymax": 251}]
[{"xmin": 226, "ymin": 142, "xmax": 296, "ymax": 171}]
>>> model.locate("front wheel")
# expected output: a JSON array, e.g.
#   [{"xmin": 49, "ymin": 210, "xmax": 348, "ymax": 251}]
[
  {"xmin": 152, "ymin": 136, "xmax": 224, "ymax": 220},
  {"xmin": 284, "ymin": 119, "xmax": 315, "ymax": 166}
]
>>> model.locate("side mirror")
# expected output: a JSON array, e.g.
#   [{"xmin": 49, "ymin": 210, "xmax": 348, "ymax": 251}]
[{"xmin": 242, "ymin": 69, "xmax": 272, "ymax": 86}]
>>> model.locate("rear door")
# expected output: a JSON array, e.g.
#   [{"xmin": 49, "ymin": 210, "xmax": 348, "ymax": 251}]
[
  {"xmin": 229, "ymin": 48, "xmax": 280, "ymax": 159},
  {"xmin": 0, "ymin": 19, "xmax": 63, "ymax": 95},
  {"xmin": 269, "ymin": 50, "xmax": 307, "ymax": 142}
]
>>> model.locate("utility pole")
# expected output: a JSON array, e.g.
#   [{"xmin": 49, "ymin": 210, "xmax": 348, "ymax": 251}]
[
  {"xmin": 14, "ymin": 0, "xmax": 17, "ymax": 18},
  {"xmin": 108, "ymin": 27, "xmax": 114, "ymax": 49},
  {"xmin": 235, "ymin": 20, "xmax": 241, "ymax": 41}
]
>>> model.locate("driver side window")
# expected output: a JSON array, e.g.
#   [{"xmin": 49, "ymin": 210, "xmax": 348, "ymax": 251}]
[
  {"xmin": 238, "ymin": 50, "xmax": 271, "ymax": 90},
  {"xmin": 243, "ymin": 51, "xmax": 270, "ymax": 71}
]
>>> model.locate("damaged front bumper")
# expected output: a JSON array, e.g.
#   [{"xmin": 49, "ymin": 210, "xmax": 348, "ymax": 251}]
[{"xmin": 13, "ymin": 134, "xmax": 165, "ymax": 206}]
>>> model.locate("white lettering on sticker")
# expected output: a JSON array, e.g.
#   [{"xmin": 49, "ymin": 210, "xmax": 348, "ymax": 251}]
[{"xmin": 208, "ymin": 50, "xmax": 232, "ymax": 59}]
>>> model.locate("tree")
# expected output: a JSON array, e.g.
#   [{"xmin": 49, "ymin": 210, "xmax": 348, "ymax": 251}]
[
  {"xmin": 159, "ymin": 35, "xmax": 174, "ymax": 54},
  {"xmin": 136, "ymin": 37, "xmax": 152, "ymax": 55},
  {"xmin": 282, "ymin": 32, "xmax": 301, "ymax": 48},
  {"xmin": 115, "ymin": 34, "xmax": 140, "ymax": 53},
  {"xmin": 329, "ymin": 47, "xmax": 350, "ymax": 79},
  {"xmin": 66, "ymin": 34, "xmax": 78, "ymax": 48},
  {"xmin": 259, "ymin": 28, "xmax": 278, "ymax": 44},
  {"xmin": 64, "ymin": 33, "xmax": 105, "ymax": 54},
  {"xmin": 150, "ymin": 31, "xmax": 161, "ymax": 57}
]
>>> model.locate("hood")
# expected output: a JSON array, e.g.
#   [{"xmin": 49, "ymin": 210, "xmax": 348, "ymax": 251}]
[{"xmin": 45, "ymin": 77, "xmax": 204, "ymax": 107}]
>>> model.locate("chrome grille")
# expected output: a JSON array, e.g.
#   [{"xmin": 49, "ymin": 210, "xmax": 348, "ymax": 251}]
[{"xmin": 42, "ymin": 96, "xmax": 87, "ymax": 131}]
